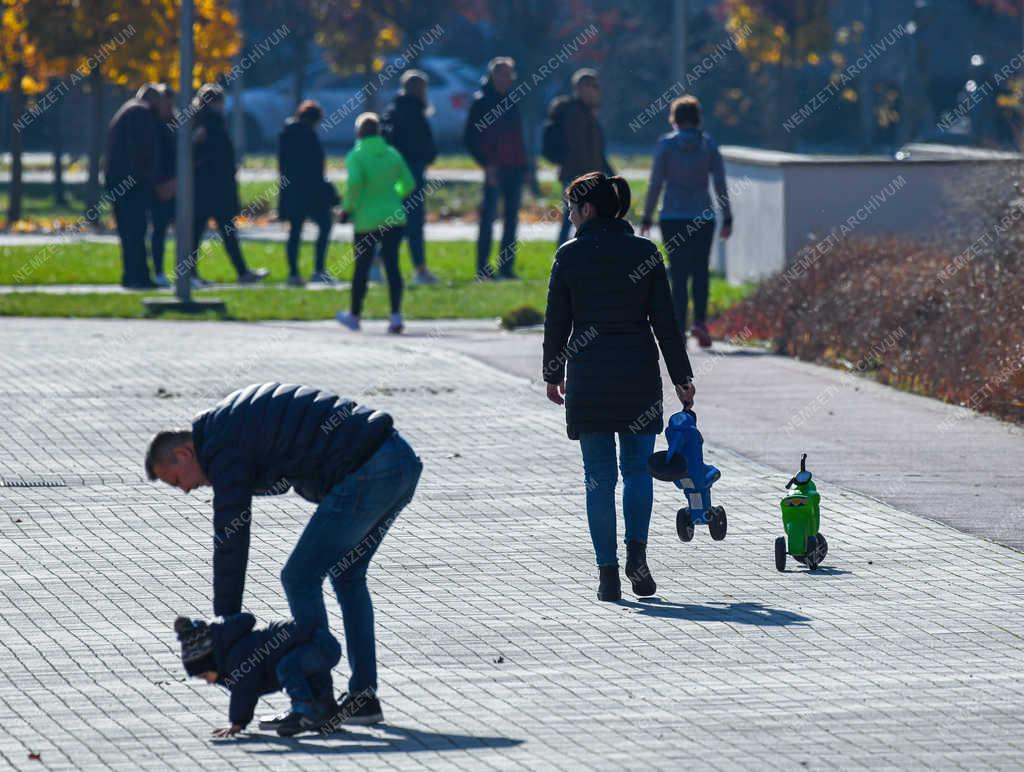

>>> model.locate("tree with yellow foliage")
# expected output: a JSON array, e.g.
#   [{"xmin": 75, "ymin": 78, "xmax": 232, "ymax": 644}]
[
  {"xmin": 23, "ymin": 0, "xmax": 239, "ymax": 215},
  {"xmin": 1, "ymin": 0, "xmax": 54, "ymax": 225}
]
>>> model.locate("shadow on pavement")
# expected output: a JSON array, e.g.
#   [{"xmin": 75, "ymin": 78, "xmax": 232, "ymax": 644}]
[
  {"xmin": 618, "ymin": 598, "xmax": 810, "ymax": 625},
  {"xmin": 230, "ymin": 724, "xmax": 523, "ymax": 756}
]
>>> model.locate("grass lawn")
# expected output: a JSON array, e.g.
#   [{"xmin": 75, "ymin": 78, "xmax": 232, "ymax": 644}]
[{"xmin": 0, "ymin": 239, "xmax": 751, "ymax": 321}]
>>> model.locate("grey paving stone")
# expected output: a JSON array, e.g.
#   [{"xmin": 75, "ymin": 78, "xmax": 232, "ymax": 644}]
[{"xmin": 0, "ymin": 317, "xmax": 1021, "ymax": 770}]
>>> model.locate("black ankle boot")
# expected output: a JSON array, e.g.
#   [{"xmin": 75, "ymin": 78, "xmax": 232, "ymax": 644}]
[
  {"xmin": 625, "ymin": 541, "xmax": 657, "ymax": 597},
  {"xmin": 597, "ymin": 565, "xmax": 621, "ymax": 601}
]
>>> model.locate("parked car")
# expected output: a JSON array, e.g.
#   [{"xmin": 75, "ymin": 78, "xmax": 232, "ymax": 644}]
[{"xmin": 228, "ymin": 56, "xmax": 478, "ymax": 151}]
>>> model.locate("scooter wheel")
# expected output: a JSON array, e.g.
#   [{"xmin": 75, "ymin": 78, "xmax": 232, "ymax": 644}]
[
  {"xmin": 805, "ymin": 535, "xmax": 820, "ymax": 570},
  {"xmin": 774, "ymin": 536, "xmax": 787, "ymax": 572},
  {"xmin": 708, "ymin": 506, "xmax": 727, "ymax": 541},
  {"xmin": 677, "ymin": 508, "xmax": 695, "ymax": 542},
  {"xmin": 816, "ymin": 533, "xmax": 828, "ymax": 561}
]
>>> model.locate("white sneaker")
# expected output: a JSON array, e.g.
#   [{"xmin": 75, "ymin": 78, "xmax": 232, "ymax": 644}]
[
  {"xmin": 387, "ymin": 313, "xmax": 404, "ymax": 334},
  {"xmin": 336, "ymin": 310, "xmax": 361, "ymax": 331},
  {"xmin": 154, "ymin": 273, "xmax": 171, "ymax": 288}
]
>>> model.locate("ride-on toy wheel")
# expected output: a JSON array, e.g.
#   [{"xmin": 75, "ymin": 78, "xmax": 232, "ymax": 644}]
[
  {"xmin": 708, "ymin": 506, "xmax": 727, "ymax": 541},
  {"xmin": 677, "ymin": 508, "xmax": 694, "ymax": 542},
  {"xmin": 774, "ymin": 536, "xmax": 787, "ymax": 571},
  {"xmin": 805, "ymin": 535, "xmax": 822, "ymax": 570}
]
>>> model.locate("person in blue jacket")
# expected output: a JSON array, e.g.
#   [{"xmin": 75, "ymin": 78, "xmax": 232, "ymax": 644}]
[
  {"xmin": 175, "ymin": 613, "xmax": 341, "ymax": 737},
  {"xmin": 147, "ymin": 383, "xmax": 423, "ymax": 727},
  {"xmin": 640, "ymin": 95, "xmax": 732, "ymax": 349}
]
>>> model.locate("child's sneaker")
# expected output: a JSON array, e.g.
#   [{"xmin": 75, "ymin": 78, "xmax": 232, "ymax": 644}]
[
  {"xmin": 320, "ymin": 690, "xmax": 383, "ymax": 731},
  {"xmin": 258, "ymin": 711, "xmax": 291, "ymax": 731},
  {"xmin": 275, "ymin": 710, "xmax": 324, "ymax": 737}
]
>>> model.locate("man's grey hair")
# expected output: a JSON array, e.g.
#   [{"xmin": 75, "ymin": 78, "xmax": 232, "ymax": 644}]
[
  {"xmin": 572, "ymin": 68, "xmax": 599, "ymax": 90},
  {"xmin": 145, "ymin": 429, "xmax": 193, "ymax": 481},
  {"xmin": 136, "ymin": 83, "xmax": 162, "ymax": 104},
  {"xmin": 488, "ymin": 56, "xmax": 516, "ymax": 74}
]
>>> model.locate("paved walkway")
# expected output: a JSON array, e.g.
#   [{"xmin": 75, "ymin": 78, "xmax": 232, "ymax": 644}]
[
  {"xmin": 1, "ymin": 318, "xmax": 1022, "ymax": 770},
  {"xmin": 0, "ymin": 167, "xmax": 649, "ymax": 186},
  {"xmin": 0, "ymin": 220, "xmax": 572, "ymax": 251}
]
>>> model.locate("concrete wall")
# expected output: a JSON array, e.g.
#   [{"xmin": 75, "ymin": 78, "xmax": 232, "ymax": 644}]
[{"xmin": 719, "ymin": 146, "xmax": 1017, "ymax": 284}]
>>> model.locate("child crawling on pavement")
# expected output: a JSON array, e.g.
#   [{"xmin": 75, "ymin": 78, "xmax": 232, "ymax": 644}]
[{"xmin": 175, "ymin": 613, "xmax": 341, "ymax": 737}]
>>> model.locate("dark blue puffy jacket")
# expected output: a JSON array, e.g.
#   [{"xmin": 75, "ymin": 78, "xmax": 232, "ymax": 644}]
[{"xmin": 192, "ymin": 383, "xmax": 394, "ymax": 616}]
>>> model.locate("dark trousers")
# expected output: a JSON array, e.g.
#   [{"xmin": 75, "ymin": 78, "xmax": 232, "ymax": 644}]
[
  {"xmin": 405, "ymin": 162, "xmax": 427, "ymax": 269},
  {"xmin": 112, "ymin": 186, "xmax": 151, "ymax": 286},
  {"xmin": 286, "ymin": 211, "xmax": 332, "ymax": 277},
  {"xmin": 476, "ymin": 167, "xmax": 523, "ymax": 277},
  {"xmin": 351, "ymin": 226, "xmax": 404, "ymax": 316},
  {"xmin": 149, "ymin": 197, "xmax": 174, "ymax": 277},
  {"xmin": 192, "ymin": 213, "xmax": 248, "ymax": 279},
  {"xmin": 660, "ymin": 218, "xmax": 715, "ymax": 331}
]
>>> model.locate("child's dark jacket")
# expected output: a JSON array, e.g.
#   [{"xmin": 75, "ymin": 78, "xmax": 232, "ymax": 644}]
[{"xmin": 209, "ymin": 613, "xmax": 308, "ymax": 727}]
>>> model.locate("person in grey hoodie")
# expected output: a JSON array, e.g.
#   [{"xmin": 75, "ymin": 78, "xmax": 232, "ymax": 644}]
[{"xmin": 641, "ymin": 95, "xmax": 732, "ymax": 348}]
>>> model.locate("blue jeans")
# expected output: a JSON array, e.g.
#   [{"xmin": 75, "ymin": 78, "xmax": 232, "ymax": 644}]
[
  {"xmin": 281, "ymin": 431, "xmax": 423, "ymax": 694},
  {"xmin": 275, "ymin": 627, "xmax": 342, "ymax": 714},
  {"xmin": 476, "ymin": 167, "xmax": 523, "ymax": 277},
  {"xmin": 578, "ymin": 432, "xmax": 657, "ymax": 567},
  {"xmin": 406, "ymin": 162, "xmax": 427, "ymax": 269}
]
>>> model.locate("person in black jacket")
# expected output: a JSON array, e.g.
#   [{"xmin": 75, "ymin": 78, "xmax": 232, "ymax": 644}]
[
  {"xmin": 382, "ymin": 70, "xmax": 438, "ymax": 285},
  {"xmin": 175, "ymin": 613, "xmax": 341, "ymax": 736},
  {"xmin": 146, "ymin": 383, "xmax": 423, "ymax": 727},
  {"xmin": 463, "ymin": 57, "xmax": 527, "ymax": 280},
  {"xmin": 277, "ymin": 100, "xmax": 338, "ymax": 286},
  {"xmin": 104, "ymin": 84, "xmax": 171, "ymax": 289},
  {"xmin": 190, "ymin": 84, "xmax": 267, "ymax": 287},
  {"xmin": 149, "ymin": 83, "xmax": 176, "ymax": 288},
  {"xmin": 543, "ymin": 173, "xmax": 696, "ymax": 602}
]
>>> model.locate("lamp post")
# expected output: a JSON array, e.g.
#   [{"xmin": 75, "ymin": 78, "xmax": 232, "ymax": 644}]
[{"xmin": 144, "ymin": 0, "xmax": 225, "ymax": 316}]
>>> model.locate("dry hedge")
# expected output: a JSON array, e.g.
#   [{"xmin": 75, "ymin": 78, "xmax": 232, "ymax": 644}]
[{"xmin": 710, "ymin": 184, "xmax": 1024, "ymax": 424}]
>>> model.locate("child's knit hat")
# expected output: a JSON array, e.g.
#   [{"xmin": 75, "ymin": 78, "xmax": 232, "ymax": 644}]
[{"xmin": 174, "ymin": 616, "xmax": 217, "ymax": 677}]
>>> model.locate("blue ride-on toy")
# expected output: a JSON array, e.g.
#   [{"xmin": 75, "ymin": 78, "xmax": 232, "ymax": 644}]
[{"xmin": 648, "ymin": 410, "xmax": 727, "ymax": 542}]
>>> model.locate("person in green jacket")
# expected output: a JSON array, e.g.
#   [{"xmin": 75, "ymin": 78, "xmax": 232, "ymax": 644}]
[{"xmin": 336, "ymin": 112, "xmax": 416, "ymax": 334}]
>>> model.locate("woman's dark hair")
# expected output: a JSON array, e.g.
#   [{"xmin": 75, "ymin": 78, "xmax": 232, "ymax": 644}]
[
  {"xmin": 296, "ymin": 99, "xmax": 323, "ymax": 123},
  {"xmin": 565, "ymin": 172, "xmax": 631, "ymax": 219},
  {"xmin": 671, "ymin": 95, "xmax": 701, "ymax": 127}
]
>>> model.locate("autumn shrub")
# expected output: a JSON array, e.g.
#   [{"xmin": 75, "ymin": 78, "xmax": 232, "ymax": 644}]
[{"xmin": 710, "ymin": 172, "xmax": 1024, "ymax": 423}]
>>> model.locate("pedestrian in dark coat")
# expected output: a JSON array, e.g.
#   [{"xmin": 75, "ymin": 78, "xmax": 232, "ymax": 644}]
[
  {"xmin": 546, "ymin": 69, "xmax": 613, "ymax": 245},
  {"xmin": 277, "ymin": 100, "xmax": 338, "ymax": 286},
  {"xmin": 543, "ymin": 172, "xmax": 695, "ymax": 603},
  {"xmin": 463, "ymin": 57, "xmax": 527, "ymax": 280},
  {"xmin": 641, "ymin": 95, "xmax": 732, "ymax": 349},
  {"xmin": 146, "ymin": 382, "xmax": 423, "ymax": 727},
  {"xmin": 104, "ymin": 84, "xmax": 168, "ymax": 288},
  {"xmin": 175, "ymin": 613, "xmax": 342, "ymax": 736},
  {"xmin": 149, "ymin": 83, "xmax": 176, "ymax": 287},
  {"xmin": 190, "ymin": 84, "xmax": 267, "ymax": 287},
  {"xmin": 382, "ymin": 70, "xmax": 439, "ymax": 285}
]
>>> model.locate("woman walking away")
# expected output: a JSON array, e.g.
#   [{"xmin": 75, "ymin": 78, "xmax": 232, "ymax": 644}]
[
  {"xmin": 544, "ymin": 172, "xmax": 696, "ymax": 602},
  {"xmin": 190, "ymin": 84, "xmax": 267, "ymax": 287},
  {"xmin": 640, "ymin": 95, "xmax": 731, "ymax": 349},
  {"xmin": 336, "ymin": 113, "xmax": 415, "ymax": 334},
  {"xmin": 278, "ymin": 100, "xmax": 339, "ymax": 286}
]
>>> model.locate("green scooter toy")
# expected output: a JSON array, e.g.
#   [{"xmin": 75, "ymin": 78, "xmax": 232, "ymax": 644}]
[{"xmin": 774, "ymin": 454, "xmax": 828, "ymax": 571}]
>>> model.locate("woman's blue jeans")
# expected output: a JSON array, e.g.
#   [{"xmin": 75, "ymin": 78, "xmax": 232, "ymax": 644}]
[
  {"xmin": 281, "ymin": 431, "xmax": 422, "ymax": 695},
  {"xmin": 578, "ymin": 432, "xmax": 657, "ymax": 567}
]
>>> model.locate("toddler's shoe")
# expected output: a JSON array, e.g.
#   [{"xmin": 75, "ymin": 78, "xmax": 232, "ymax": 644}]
[
  {"xmin": 336, "ymin": 310, "xmax": 361, "ymax": 331},
  {"xmin": 387, "ymin": 313, "xmax": 404, "ymax": 335}
]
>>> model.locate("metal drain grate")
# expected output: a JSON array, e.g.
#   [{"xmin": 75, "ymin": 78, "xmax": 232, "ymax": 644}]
[{"xmin": 0, "ymin": 479, "xmax": 67, "ymax": 488}]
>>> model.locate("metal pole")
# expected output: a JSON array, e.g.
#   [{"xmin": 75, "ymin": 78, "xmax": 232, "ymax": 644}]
[
  {"xmin": 175, "ymin": 0, "xmax": 194, "ymax": 303},
  {"xmin": 231, "ymin": 0, "xmax": 246, "ymax": 160},
  {"xmin": 672, "ymin": 0, "xmax": 688, "ymax": 88}
]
